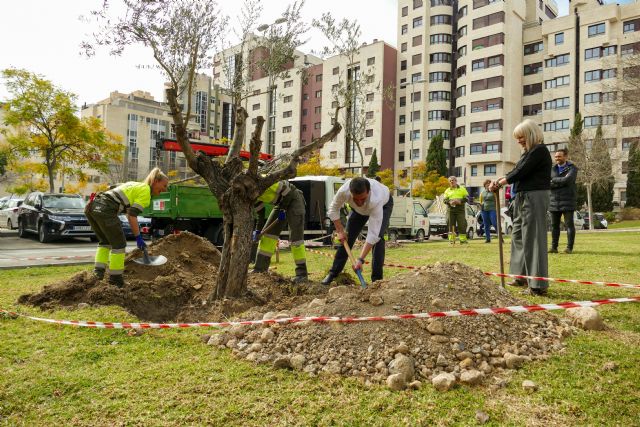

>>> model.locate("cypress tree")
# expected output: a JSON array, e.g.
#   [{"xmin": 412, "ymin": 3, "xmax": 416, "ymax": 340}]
[
  {"xmin": 366, "ymin": 149, "xmax": 380, "ymax": 178},
  {"xmin": 425, "ymin": 133, "xmax": 447, "ymax": 177},
  {"xmin": 626, "ymin": 140, "xmax": 640, "ymax": 208}
]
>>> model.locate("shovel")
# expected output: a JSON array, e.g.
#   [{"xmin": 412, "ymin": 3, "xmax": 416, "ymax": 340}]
[
  {"xmin": 342, "ymin": 240, "xmax": 367, "ymax": 289},
  {"xmin": 133, "ymin": 247, "xmax": 167, "ymax": 266}
]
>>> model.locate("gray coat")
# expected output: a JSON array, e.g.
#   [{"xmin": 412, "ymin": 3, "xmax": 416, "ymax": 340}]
[{"xmin": 549, "ymin": 161, "xmax": 578, "ymax": 212}]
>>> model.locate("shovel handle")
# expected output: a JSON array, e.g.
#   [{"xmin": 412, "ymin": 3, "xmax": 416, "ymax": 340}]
[{"xmin": 143, "ymin": 247, "xmax": 151, "ymax": 264}]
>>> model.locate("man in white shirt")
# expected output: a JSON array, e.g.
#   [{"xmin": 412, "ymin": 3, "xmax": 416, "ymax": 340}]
[{"xmin": 321, "ymin": 177, "xmax": 393, "ymax": 285}]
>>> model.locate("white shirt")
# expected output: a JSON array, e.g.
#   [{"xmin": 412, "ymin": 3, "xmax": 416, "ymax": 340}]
[{"xmin": 327, "ymin": 178, "xmax": 391, "ymax": 245}]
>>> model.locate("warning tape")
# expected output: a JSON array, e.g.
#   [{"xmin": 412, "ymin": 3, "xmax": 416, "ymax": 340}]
[
  {"xmin": 2, "ymin": 296, "xmax": 639, "ymax": 329},
  {"xmin": 306, "ymin": 248, "xmax": 640, "ymax": 290}
]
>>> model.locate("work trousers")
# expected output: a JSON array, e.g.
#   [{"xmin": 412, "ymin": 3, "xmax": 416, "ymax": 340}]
[
  {"xmin": 85, "ymin": 195, "xmax": 127, "ymax": 277},
  {"xmin": 510, "ymin": 190, "xmax": 549, "ymax": 290},
  {"xmin": 550, "ymin": 210, "xmax": 575, "ymax": 250},
  {"xmin": 448, "ymin": 205, "xmax": 467, "ymax": 242},
  {"xmin": 328, "ymin": 197, "xmax": 393, "ymax": 282}
]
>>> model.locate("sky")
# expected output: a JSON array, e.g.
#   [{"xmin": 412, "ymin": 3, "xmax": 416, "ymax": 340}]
[{"xmin": 0, "ymin": 0, "xmax": 634, "ymax": 107}]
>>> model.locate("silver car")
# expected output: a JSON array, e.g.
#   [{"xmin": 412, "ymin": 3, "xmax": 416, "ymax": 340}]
[{"xmin": 0, "ymin": 198, "xmax": 24, "ymax": 229}]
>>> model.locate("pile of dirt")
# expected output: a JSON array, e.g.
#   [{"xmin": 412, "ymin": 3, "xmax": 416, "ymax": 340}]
[
  {"xmin": 19, "ymin": 232, "xmax": 325, "ymax": 322},
  {"xmin": 207, "ymin": 262, "xmax": 575, "ymax": 390}
]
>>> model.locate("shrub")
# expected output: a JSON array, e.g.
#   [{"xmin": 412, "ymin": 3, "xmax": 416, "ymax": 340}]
[
  {"xmin": 603, "ymin": 211, "xmax": 616, "ymax": 223},
  {"xmin": 618, "ymin": 207, "xmax": 640, "ymax": 221}
]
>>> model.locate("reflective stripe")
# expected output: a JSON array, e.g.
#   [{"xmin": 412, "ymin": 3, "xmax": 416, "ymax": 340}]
[
  {"xmin": 111, "ymin": 248, "xmax": 126, "ymax": 254},
  {"xmin": 257, "ymin": 181, "xmax": 291, "ymax": 205},
  {"xmin": 109, "ymin": 270, "xmax": 124, "ymax": 276},
  {"xmin": 95, "ymin": 246, "xmax": 110, "ymax": 265},
  {"xmin": 95, "ymin": 262, "xmax": 107, "ymax": 269},
  {"xmin": 291, "ymin": 243, "xmax": 306, "ymax": 263},
  {"xmin": 132, "ymin": 203, "xmax": 144, "ymax": 212},
  {"xmin": 106, "ymin": 188, "xmax": 129, "ymax": 206},
  {"xmin": 109, "ymin": 252, "xmax": 125, "ymax": 272},
  {"xmin": 290, "ymin": 240, "xmax": 304, "ymax": 246},
  {"xmin": 258, "ymin": 235, "xmax": 278, "ymax": 256}
]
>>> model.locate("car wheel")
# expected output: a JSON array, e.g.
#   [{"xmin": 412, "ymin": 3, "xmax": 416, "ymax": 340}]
[
  {"xmin": 7, "ymin": 219, "xmax": 12, "ymax": 230},
  {"xmin": 466, "ymin": 228, "xmax": 474, "ymax": 240},
  {"xmin": 388, "ymin": 230, "xmax": 398, "ymax": 243},
  {"xmin": 415, "ymin": 229, "xmax": 425, "ymax": 243},
  {"xmin": 38, "ymin": 222, "xmax": 52, "ymax": 243},
  {"xmin": 18, "ymin": 219, "xmax": 27, "ymax": 238}
]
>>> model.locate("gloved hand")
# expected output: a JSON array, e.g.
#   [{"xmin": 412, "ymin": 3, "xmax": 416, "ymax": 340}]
[
  {"xmin": 278, "ymin": 210, "xmax": 286, "ymax": 221},
  {"xmin": 135, "ymin": 234, "xmax": 147, "ymax": 250},
  {"xmin": 352, "ymin": 258, "xmax": 364, "ymax": 272},
  {"xmin": 252, "ymin": 230, "xmax": 261, "ymax": 242}
]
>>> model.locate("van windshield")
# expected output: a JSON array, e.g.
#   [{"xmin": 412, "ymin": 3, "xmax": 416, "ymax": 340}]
[{"xmin": 43, "ymin": 196, "xmax": 86, "ymax": 209}]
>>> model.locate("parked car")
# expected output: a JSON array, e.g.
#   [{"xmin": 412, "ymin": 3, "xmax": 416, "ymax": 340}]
[
  {"xmin": 476, "ymin": 206, "xmax": 513, "ymax": 238},
  {"xmin": 581, "ymin": 211, "xmax": 608, "ymax": 229},
  {"xmin": 0, "ymin": 198, "xmax": 24, "ymax": 229},
  {"xmin": 17, "ymin": 192, "xmax": 96, "ymax": 243},
  {"xmin": 119, "ymin": 215, "xmax": 152, "ymax": 239},
  {"xmin": 546, "ymin": 211, "xmax": 585, "ymax": 232}
]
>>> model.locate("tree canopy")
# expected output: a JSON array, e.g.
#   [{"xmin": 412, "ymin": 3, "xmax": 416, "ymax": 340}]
[
  {"xmin": 425, "ymin": 133, "xmax": 447, "ymax": 177},
  {"xmin": 1, "ymin": 68, "xmax": 122, "ymax": 192}
]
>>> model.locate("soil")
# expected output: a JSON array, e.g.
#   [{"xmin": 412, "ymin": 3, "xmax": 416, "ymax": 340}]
[{"xmin": 19, "ymin": 232, "xmax": 575, "ymax": 390}]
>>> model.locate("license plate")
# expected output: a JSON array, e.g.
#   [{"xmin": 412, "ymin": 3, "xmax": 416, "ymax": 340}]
[
  {"xmin": 73, "ymin": 226, "xmax": 92, "ymax": 231},
  {"xmin": 430, "ymin": 228, "xmax": 437, "ymax": 231}
]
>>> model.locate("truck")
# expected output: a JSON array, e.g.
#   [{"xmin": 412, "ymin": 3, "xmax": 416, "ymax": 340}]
[{"xmin": 387, "ymin": 197, "xmax": 431, "ymax": 242}]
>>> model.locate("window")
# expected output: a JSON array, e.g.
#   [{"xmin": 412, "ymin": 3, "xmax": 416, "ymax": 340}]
[
  {"xmin": 302, "ymin": 124, "xmax": 307, "ymax": 132},
  {"xmin": 584, "ymin": 116, "xmax": 601, "ymax": 128},
  {"xmin": 623, "ymin": 138, "xmax": 639, "ymax": 151},
  {"xmin": 414, "ymin": 0, "xmax": 423, "ymax": 8},
  {"xmin": 524, "ymin": 62, "xmax": 542, "ymax": 75},
  {"xmin": 430, "ymin": 52, "xmax": 452, "ymax": 63},
  {"xmin": 458, "ymin": 25, "xmax": 467, "ymax": 38},
  {"xmin": 252, "ymin": 103, "xmax": 260, "ymax": 110},
  {"xmin": 472, "ymin": 33, "xmax": 505, "ymax": 50},
  {"xmin": 470, "ymin": 143, "xmax": 483, "ymax": 153},
  {"xmin": 543, "ymin": 119, "xmax": 570, "ymax": 131},
  {"xmin": 471, "ymin": 76, "xmax": 504, "ymax": 92},
  {"xmin": 455, "ymin": 125, "xmax": 466, "ymax": 137},
  {"xmin": 315, "ymin": 74, "xmax": 323, "ymax": 82},
  {"xmin": 473, "ymin": 11, "xmax": 505, "ymax": 30},
  {"xmin": 602, "ymin": 46, "xmax": 617, "ymax": 57},
  {"xmin": 486, "ymin": 120, "xmax": 501, "ymax": 131},
  {"xmin": 431, "ymin": 0, "xmax": 452, "ymax": 5},
  {"xmin": 282, "ymin": 141, "xmax": 291, "ymax": 148},
  {"xmin": 366, "ymin": 93, "xmax": 374, "ymax": 102},
  {"xmin": 400, "ymin": 60, "xmax": 407, "ymax": 71},
  {"xmin": 545, "ymin": 53, "xmax": 570, "ymax": 67},
  {"xmin": 410, "ymin": 130, "xmax": 421, "ymax": 140},
  {"xmin": 544, "ymin": 97, "xmax": 570, "ymax": 110},
  {"xmin": 366, "ymin": 111, "xmax": 374, "ymax": 120},
  {"xmin": 411, "ymin": 72, "xmax": 423, "ymax": 82},
  {"xmin": 331, "ymin": 101, "xmax": 338, "ymax": 108},
  {"xmin": 487, "ymin": 54, "xmax": 503, "ymax": 67},
  {"xmin": 365, "ymin": 129, "xmax": 373, "ymax": 137},
  {"xmin": 364, "ymin": 147, "xmax": 373, "ymax": 156},
  {"xmin": 401, "ymin": 42, "xmax": 407, "ymax": 52},
  {"xmin": 522, "ymin": 103, "xmax": 542, "ymax": 116},
  {"xmin": 284, "ymin": 80, "xmax": 293, "ymax": 88},
  {"xmin": 302, "ymin": 108, "xmax": 308, "ymax": 116},
  {"xmin": 555, "ymin": 32, "xmax": 564, "ymax": 45},
  {"xmin": 282, "ymin": 126, "xmax": 292, "ymax": 133},
  {"xmin": 428, "ymin": 110, "xmax": 450, "ymax": 121},
  {"xmin": 603, "ymin": 115, "xmax": 616, "ymax": 125},
  {"xmin": 471, "ymin": 165, "xmax": 478, "ymax": 176},
  {"xmin": 523, "ymin": 83, "xmax": 542, "ymax": 96},
  {"xmin": 428, "ymin": 129, "xmax": 449, "ymax": 139},
  {"xmin": 545, "ymin": 75, "xmax": 569, "ymax": 89},
  {"xmin": 284, "ymin": 95, "xmax": 293, "ymax": 103},
  {"xmin": 315, "ymin": 106, "xmax": 322, "ymax": 114},
  {"xmin": 602, "ymin": 92, "xmax": 616, "ymax": 102},
  {"xmin": 315, "ymin": 90, "xmax": 322, "ymax": 98},
  {"xmin": 431, "ymin": 15, "xmax": 452, "ymax": 25},
  {"xmin": 623, "ymin": 19, "xmax": 638, "ymax": 33},
  {"xmin": 399, "ymin": 151, "xmax": 405, "ymax": 162},
  {"xmin": 429, "ymin": 72, "xmax": 451, "ymax": 82},
  {"xmin": 413, "ymin": 35, "xmax": 423, "ymax": 47},
  {"xmin": 472, "ymin": 59, "xmax": 485, "ymax": 70},
  {"xmin": 455, "ymin": 166, "xmax": 462, "ymax": 177},
  {"xmin": 622, "ymin": 42, "xmax": 640, "ymax": 56},
  {"xmin": 484, "ymin": 164, "xmax": 497, "ymax": 176},
  {"xmin": 457, "ymin": 5, "xmax": 468, "ymax": 18},
  {"xmin": 399, "ymin": 115, "xmax": 406, "ymax": 125},
  {"xmin": 367, "ymin": 57, "xmax": 375, "ymax": 66},
  {"xmin": 585, "ymin": 47, "xmax": 601, "ymax": 60},
  {"xmin": 313, "ymin": 122, "xmax": 320, "ymax": 130},
  {"xmin": 524, "ymin": 41, "xmax": 543, "ymax": 55},
  {"xmin": 456, "ymin": 85, "xmax": 466, "ymax": 98},
  {"xmin": 402, "ymin": 6, "xmax": 408, "ymax": 16},
  {"xmin": 486, "ymin": 142, "xmax": 500, "ymax": 153},
  {"xmin": 401, "ymin": 24, "xmax": 408, "ymax": 35},
  {"xmin": 584, "ymin": 93, "xmax": 599, "ymax": 104},
  {"xmin": 332, "ymin": 67, "xmax": 339, "ymax": 75},
  {"xmin": 412, "ymin": 110, "xmax": 421, "ymax": 121},
  {"xmin": 429, "ymin": 91, "xmax": 451, "ymax": 101},
  {"xmin": 457, "ymin": 45, "xmax": 467, "ymax": 58},
  {"xmin": 400, "ymin": 96, "xmax": 406, "ymax": 107},
  {"xmin": 412, "ymin": 91, "xmax": 422, "ymax": 102},
  {"xmin": 330, "ymin": 151, "xmax": 337, "ymax": 159},
  {"xmin": 283, "ymin": 110, "xmax": 292, "ymax": 118},
  {"xmin": 413, "ymin": 16, "xmax": 423, "ymax": 28},
  {"xmin": 473, "ymin": 0, "xmax": 503, "ymax": 8},
  {"xmin": 588, "ymin": 22, "xmax": 605, "ymax": 37},
  {"xmin": 399, "ymin": 133, "xmax": 406, "ymax": 144},
  {"xmin": 412, "ymin": 53, "xmax": 423, "ymax": 65},
  {"xmin": 430, "ymin": 34, "xmax": 452, "ymax": 44}
]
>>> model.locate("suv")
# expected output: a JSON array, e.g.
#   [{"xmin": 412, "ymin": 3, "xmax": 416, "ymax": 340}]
[
  {"xmin": 581, "ymin": 211, "xmax": 608, "ymax": 229},
  {"xmin": 0, "ymin": 197, "xmax": 24, "ymax": 229},
  {"xmin": 18, "ymin": 192, "xmax": 96, "ymax": 243}
]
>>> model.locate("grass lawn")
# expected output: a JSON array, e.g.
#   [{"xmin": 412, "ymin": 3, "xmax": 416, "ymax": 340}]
[
  {"xmin": 1, "ymin": 232, "xmax": 639, "ymax": 426},
  {"xmin": 609, "ymin": 219, "xmax": 640, "ymax": 229}
]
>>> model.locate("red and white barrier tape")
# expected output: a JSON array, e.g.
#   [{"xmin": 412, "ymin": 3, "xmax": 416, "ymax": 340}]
[
  {"xmin": 306, "ymin": 248, "xmax": 640, "ymax": 290},
  {"xmin": 2, "ymin": 296, "xmax": 639, "ymax": 330}
]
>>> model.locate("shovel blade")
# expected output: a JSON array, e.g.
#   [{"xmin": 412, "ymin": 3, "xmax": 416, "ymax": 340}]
[{"xmin": 133, "ymin": 254, "xmax": 167, "ymax": 266}]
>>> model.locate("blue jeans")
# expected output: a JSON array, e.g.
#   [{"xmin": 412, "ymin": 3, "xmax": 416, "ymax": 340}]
[{"xmin": 481, "ymin": 209, "xmax": 497, "ymax": 242}]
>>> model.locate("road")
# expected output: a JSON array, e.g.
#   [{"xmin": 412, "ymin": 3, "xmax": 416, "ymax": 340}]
[{"xmin": 0, "ymin": 228, "xmax": 137, "ymax": 269}]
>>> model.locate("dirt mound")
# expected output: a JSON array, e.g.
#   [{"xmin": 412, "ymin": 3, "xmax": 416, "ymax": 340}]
[{"xmin": 208, "ymin": 262, "xmax": 575, "ymax": 390}]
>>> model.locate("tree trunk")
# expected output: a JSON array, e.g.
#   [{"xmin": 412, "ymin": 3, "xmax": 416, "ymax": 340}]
[{"xmin": 587, "ymin": 183, "xmax": 594, "ymax": 231}]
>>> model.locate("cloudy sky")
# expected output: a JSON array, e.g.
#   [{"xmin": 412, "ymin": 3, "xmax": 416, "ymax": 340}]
[{"xmin": 0, "ymin": 0, "xmax": 633, "ymax": 107}]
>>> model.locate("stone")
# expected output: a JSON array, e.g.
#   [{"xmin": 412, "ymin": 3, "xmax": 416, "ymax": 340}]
[
  {"xmin": 273, "ymin": 356, "xmax": 291, "ymax": 369},
  {"xmin": 460, "ymin": 369, "xmax": 484, "ymax": 385},
  {"xmin": 386, "ymin": 373, "xmax": 407, "ymax": 391},
  {"xmin": 408, "ymin": 380, "xmax": 422, "ymax": 390},
  {"xmin": 427, "ymin": 320, "xmax": 445, "ymax": 335},
  {"xmin": 328, "ymin": 286, "xmax": 351, "ymax": 299},
  {"xmin": 207, "ymin": 334, "xmax": 228, "ymax": 346},
  {"xmin": 503, "ymin": 352, "xmax": 527, "ymax": 369},
  {"xmin": 229, "ymin": 325, "xmax": 247, "ymax": 339},
  {"xmin": 290, "ymin": 354, "xmax": 306, "ymax": 371},
  {"xmin": 369, "ymin": 294, "xmax": 384, "ymax": 306},
  {"xmin": 436, "ymin": 354, "xmax": 448, "ymax": 367},
  {"xmin": 565, "ymin": 307, "xmax": 605, "ymax": 331},
  {"xmin": 389, "ymin": 354, "xmax": 415, "ymax": 382},
  {"xmin": 432, "ymin": 372, "xmax": 456, "ymax": 392},
  {"xmin": 77, "ymin": 303, "xmax": 90, "ymax": 309},
  {"xmin": 475, "ymin": 411, "xmax": 490, "ymax": 424},
  {"xmin": 489, "ymin": 357, "xmax": 506, "ymax": 368},
  {"xmin": 248, "ymin": 343, "xmax": 263, "ymax": 353},
  {"xmin": 260, "ymin": 328, "xmax": 275, "ymax": 343},
  {"xmin": 308, "ymin": 298, "xmax": 326, "ymax": 309},
  {"xmin": 456, "ymin": 351, "xmax": 474, "ymax": 361},
  {"xmin": 200, "ymin": 334, "xmax": 211, "ymax": 344},
  {"xmin": 395, "ymin": 342, "xmax": 409, "ymax": 354},
  {"xmin": 323, "ymin": 361, "xmax": 342, "ymax": 375},
  {"xmin": 431, "ymin": 298, "xmax": 446, "ymax": 308},
  {"xmin": 226, "ymin": 338, "xmax": 238, "ymax": 349},
  {"xmin": 431, "ymin": 335, "xmax": 450, "ymax": 343},
  {"xmin": 263, "ymin": 312, "xmax": 277, "ymax": 320},
  {"xmin": 274, "ymin": 312, "xmax": 291, "ymax": 319},
  {"xmin": 602, "ymin": 361, "xmax": 618, "ymax": 371},
  {"xmin": 459, "ymin": 358, "xmax": 475, "ymax": 369},
  {"xmin": 522, "ymin": 380, "xmax": 538, "ymax": 392}
]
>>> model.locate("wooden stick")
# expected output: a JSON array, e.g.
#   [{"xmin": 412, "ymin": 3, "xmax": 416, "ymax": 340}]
[{"xmin": 494, "ymin": 190, "xmax": 506, "ymax": 288}]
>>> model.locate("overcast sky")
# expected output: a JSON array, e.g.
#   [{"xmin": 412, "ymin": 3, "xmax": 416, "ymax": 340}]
[{"xmin": 0, "ymin": 0, "xmax": 632, "ymax": 107}]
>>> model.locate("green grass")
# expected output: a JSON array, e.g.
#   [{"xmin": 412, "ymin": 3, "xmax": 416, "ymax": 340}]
[
  {"xmin": 1, "ymin": 232, "xmax": 639, "ymax": 425},
  {"xmin": 609, "ymin": 219, "xmax": 640, "ymax": 229}
]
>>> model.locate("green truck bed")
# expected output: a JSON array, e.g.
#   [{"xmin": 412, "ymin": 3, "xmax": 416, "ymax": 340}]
[{"xmin": 142, "ymin": 185, "xmax": 222, "ymax": 219}]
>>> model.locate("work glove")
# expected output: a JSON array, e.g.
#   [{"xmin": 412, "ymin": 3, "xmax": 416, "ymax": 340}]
[
  {"xmin": 278, "ymin": 210, "xmax": 286, "ymax": 221},
  {"xmin": 252, "ymin": 230, "xmax": 261, "ymax": 242},
  {"xmin": 135, "ymin": 234, "xmax": 147, "ymax": 250}
]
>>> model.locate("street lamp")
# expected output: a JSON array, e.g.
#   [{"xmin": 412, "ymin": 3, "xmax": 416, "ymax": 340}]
[
  {"xmin": 399, "ymin": 78, "xmax": 426, "ymax": 198},
  {"xmin": 257, "ymin": 17, "xmax": 287, "ymax": 32}
]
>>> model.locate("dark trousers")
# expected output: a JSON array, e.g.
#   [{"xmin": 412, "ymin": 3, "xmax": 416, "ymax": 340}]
[
  {"xmin": 329, "ymin": 197, "xmax": 393, "ymax": 282},
  {"xmin": 550, "ymin": 210, "xmax": 575, "ymax": 250}
]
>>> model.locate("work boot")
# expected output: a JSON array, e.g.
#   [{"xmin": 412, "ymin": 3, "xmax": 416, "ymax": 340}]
[
  {"xmin": 292, "ymin": 275, "xmax": 309, "ymax": 285},
  {"xmin": 109, "ymin": 274, "xmax": 124, "ymax": 288},
  {"xmin": 548, "ymin": 247, "xmax": 558, "ymax": 253},
  {"xmin": 321, "ymin": 273, "xmax": 337, "ymax": 286},
  {"xmin": 93, "ymin": 268, "xmax": 105, "ymax": 280},
  {"xmin": 564, "ymin": 248, "xmax": 573, "ymax": 254}
]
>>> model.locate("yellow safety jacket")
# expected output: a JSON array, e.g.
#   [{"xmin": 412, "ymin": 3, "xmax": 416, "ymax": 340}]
[
  {"xmin": 105, "ymin": 182, "xmax": 151, "ymax": 216},
  {"xmin": 257, "ymin": 181, "xmax": 291, "ymax": 205}
]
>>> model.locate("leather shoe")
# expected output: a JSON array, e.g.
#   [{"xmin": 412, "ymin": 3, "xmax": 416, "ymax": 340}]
[
  {"xmin": 548, "ymin": 248, "xmax": 558, "ymax": 253},
  {"xmin": 506, "ymin": 279, "xmax": 527, "ymax": 287},
  {"xmin": 321, "ymin": 273, "xmax": 336, "ymax": 286},
  {"xmin": 564, "ymin": 248, "xmax": 573, "ymax": 254}
]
